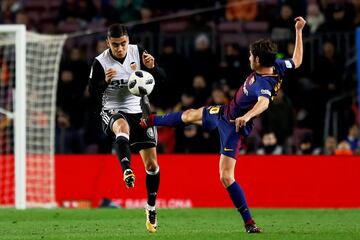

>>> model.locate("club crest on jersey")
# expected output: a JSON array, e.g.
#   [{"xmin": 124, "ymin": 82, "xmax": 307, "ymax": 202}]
[
  {"xmin": 285, "ymin": 60, "xmax": 292, "ymax": 68},
  {"xmin": 130, "ymin": 62, "xmax": 137, "ymax": 71},
  {"xmin": 146, "ymin": 128, "xmax": 155, "ymax": 139}
]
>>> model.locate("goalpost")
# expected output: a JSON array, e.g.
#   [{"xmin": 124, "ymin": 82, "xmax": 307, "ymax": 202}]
[{"xmin": 0, "ymin": 25, "xmax": 67, "ymax": 209}]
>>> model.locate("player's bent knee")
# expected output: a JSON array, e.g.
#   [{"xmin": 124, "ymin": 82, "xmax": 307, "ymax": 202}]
[
  {"xmin": 112, "ymin": 119, "xmax": 129, "ymax": 134},
  {"xmin": 145, "ymin": 162, "xmax": 159, "ymax": 173},
  {"xmin": 182, "ymin": 109, "xmax": 193, "ymax": 123},
  {"xmin": 220, "ymin": 175, "xmax": 234, "ymax": 188},
  {"xmin": 182, "ymin": 108, "xmax": 201, "ymax": 123}
]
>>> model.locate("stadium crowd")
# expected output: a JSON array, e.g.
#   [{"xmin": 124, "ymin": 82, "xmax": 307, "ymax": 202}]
[{"xmin": 1, "ymin": 0, "xmax": 359, "ymax": 155}]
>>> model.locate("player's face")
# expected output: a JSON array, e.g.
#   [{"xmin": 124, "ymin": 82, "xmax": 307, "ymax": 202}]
[
  {"xmin": 107, "ymin": 36, "xmax": 129, "ymax": 59},
  {"xmin": 249, "ymin": 51, "xmax": 259, "ymax": 70}
]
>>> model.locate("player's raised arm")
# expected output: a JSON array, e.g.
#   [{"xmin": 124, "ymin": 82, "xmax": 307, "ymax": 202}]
[
  {"xmin": 138, "ymin": 46, "xmax": 167, "ymax": 83},
  {"xmin": 292, "ymin": 16, "xmax": 306, "ymax": 69}
]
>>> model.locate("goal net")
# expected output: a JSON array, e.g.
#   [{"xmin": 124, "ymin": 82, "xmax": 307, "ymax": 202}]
[{"xmin": 0, "ymin": 25, "xmax": 66, "ymax": 208}]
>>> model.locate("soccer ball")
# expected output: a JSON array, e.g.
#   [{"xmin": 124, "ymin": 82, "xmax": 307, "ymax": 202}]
[{"xmin": 128, "ymin": 70, "xmax": 155, "ymax": 96}]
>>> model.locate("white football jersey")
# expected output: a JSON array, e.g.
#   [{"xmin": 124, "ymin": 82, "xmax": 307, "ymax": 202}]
[{"xmin": 95, "ymin": 44, "xmax": 141, "ymax": 113}]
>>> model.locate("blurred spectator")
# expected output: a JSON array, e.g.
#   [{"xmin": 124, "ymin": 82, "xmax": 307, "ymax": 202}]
[
  {"xmin": 308, "ymin": 40, "xmax": 344, "ymax": 145},
  {"xmin": 58, "ymin": 0, "xmax": 80, "ymax": 22},
  {"xmin": 77, "ymin": 0, "xmax": 96, "ymax": 23},
  {"xmin": 0, "ymin": 58, "xmax": 13, "ymax": 153},
  {"xmin": 335, "ymin": 140, "xmax": 353, "ymax": 155},
  {"xmin": 155, "ymin": 39, "xmax": 191, "ymax": 109},
  {"xmin": 57, "ymin": 65, "xmax": 86, "ymax": 129},
  {"xmin": 174, "ymin": 91, "xmax": 195, "ymax": 112},
  {"xmin": 306, "ymin": 3, "xmax": 325, "ymax": 34},
  {"xmin": 352, "ymin": 0, "xmax": 360, "ymax": 26},
  {"xmin": 218, "ymin": 43, "xmax": 250, "ymax": 89},
  {"xmin": 172, "ymin": 92, "xmax": 202, "ymax": 153},
  {"xmin": 225, "ymin": 0, "xmax": 258, "ymax": 21},
  {"xmin": 0, "ymin": 116, "xmax": 13, "ymax": 153},
  {"xmin": 175, "ymin": 124, "xmax": 204, "ymax": 153},
  {"xmin": 130, "ymin": 6, "xmax": 159, "ymax": 34},
  {"xmin": 89, "ymin": 38, "xmax": 108, "ymax": 63},
  {"xmin": 192, "ymin": 74, "xmax": 210, "ymax": 108},
  {"xmin": 55, "ymin": 109, "xmax": 85, "ymax": 153},
  {"xmin": 320, "ymin": 136, "xmax": 337, "ymax": 155},
  {"xmin": 318, "ymin": 3, "xmax": 354, "ymax": 32},
  {"xmin": 312, "ymin": 40, "xmax": 344, "ymax": 100},
  {"xmin": 256, "ymin": 131, "xmax": 284, "ymax": 155},
  {"xmin": 261, "ymin": 89, "xmax": 295, "ymax": 145},
  {"xmin": 112, "ymin": 0, "xmax": 143, "ymax": 23},
  {"xmin": 346, "ymin": 124, "xmax": 360, "ymax": 153},
  {"xmin": 270, "ymin": 4, "xmax": 294, "ymax": 41},
  {"xmin": 296, "ymin": 132, "xmax": 320, "ymax": 155},
  {"xmin": 277, "ymin": 0, "xmax": 307, "ymax": 17},
  {"xmin": 207, "ymin": 86, "xmax": 229, "ymax": 106},
  {"xmin": 0, "ymin": 0, "xmax": 22, "ymax": 24},
  {"xmin": 185, "ymin": 14, "xmax": 212, "ymax": 34},
  {"xmin": 189, "ymin": 33, "xmax": 218, "ymax": 83}
]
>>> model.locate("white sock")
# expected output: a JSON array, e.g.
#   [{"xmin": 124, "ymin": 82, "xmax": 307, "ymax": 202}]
[
  {"xmin": 115, "ymin": 132, "xmax": 129, "ymax": 140},
  {"xmin": 146, "ymin": 203, "xmax": 156, "ymax": 211}
]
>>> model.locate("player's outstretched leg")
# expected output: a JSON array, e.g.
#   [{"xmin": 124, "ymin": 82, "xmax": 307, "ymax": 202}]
[
  {"xmin": 140, "ymin": 108, "xmax": 203, "ymax": 128},
  {"xmin": 140, "ymin": 112, "xmax": 184, "ymax": 128},
  {"xmin": 145, "ymin": 204, "xmax": 158, "ymax": 233}
]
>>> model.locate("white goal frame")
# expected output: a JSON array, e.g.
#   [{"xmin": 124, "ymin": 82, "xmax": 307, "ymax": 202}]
[{"xmin": 0, "ymin": 25, "xmax": 27, "ymax": 209}]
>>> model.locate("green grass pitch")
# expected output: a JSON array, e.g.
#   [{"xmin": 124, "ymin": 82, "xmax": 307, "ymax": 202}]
[{"xmin": 0, "ymin": 208, "xmax": 359, "ymax": 240}]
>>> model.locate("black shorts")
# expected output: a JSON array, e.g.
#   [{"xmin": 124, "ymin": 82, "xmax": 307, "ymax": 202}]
[{"xmin": 100, "ymin": 109, "xmax": 157, "ymax": 152}]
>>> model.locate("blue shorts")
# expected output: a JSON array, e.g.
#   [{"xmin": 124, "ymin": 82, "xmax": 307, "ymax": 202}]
[{"xmin": 202, "ymin": 106, "xmax": 251, "ymax": 159}]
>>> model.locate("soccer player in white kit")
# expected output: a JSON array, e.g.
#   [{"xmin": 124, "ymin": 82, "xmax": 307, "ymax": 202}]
[{"xmin": 88, "ymin": 24, "xmax": 166, "ymax": 233}]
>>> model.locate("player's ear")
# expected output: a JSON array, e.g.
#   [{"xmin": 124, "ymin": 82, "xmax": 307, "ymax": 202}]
[
  {"xmin": 106, "ymin": 38, "xmax": 110, "ymax": 48},
  {"xmin": 255, "ymin": 56, "xmax": 260, "ymax": 65}
]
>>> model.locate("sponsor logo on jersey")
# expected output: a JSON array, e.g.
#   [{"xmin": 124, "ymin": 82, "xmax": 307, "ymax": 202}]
[
  {"xmin": 209, "ymin": 106, "xmax": 220, "ymax": 114},
  {"xmin": 146, "ymin": 128, "xmax": 155, "ymax": 139},
  {"xmin": 260, "ymin": 89, "xmax": 271, "ymax": 96},
  {"xmin": 285, "ymin": 60, "xmax": 292, "ymax": 68}
]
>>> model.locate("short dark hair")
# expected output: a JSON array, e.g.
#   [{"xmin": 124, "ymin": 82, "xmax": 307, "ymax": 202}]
[
  {"xmin": 107, "ymin": 24, "xmax": 128, "ymax": 38},
  {"xmin": 249, "ymin": 39, "xmax": 278, "ymax": 67}
]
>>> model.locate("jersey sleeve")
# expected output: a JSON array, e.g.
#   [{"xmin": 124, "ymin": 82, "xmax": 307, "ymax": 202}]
[
  {"xmin": 254, "ymin": 79, "xmax": 273, "ymax": 99},
  {"xmin": 86, "ymin": 59, "xmax": 108, "ymax": 113},
  {"xmin": 274, "ymin": 58, "xmax": 295, "ymax": 77},
  {"xmin": 88, "ymin": 59, "xmax": 108, "ymax": 98}
]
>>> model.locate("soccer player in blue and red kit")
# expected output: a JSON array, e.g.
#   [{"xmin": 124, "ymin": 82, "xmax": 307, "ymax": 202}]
[{"xmin": 140, "ymin": 17, "xmax": 306, "ymax": 233}]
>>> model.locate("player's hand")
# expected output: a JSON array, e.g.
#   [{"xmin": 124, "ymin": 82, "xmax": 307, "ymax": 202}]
[
  {"xmin": 295, "ymin": 16, "xmax": 306, "ymax": 31},
  {"xmin": 230, "ymin": 116, "xmax": 250, "ymax": 132},
  {"xmin": 142, "ymin": 51, "xmax": 155, "ymax": 69},
  {"xmin": 105, "ymin": 68, "xmax": 116, "ymax": 83}
]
